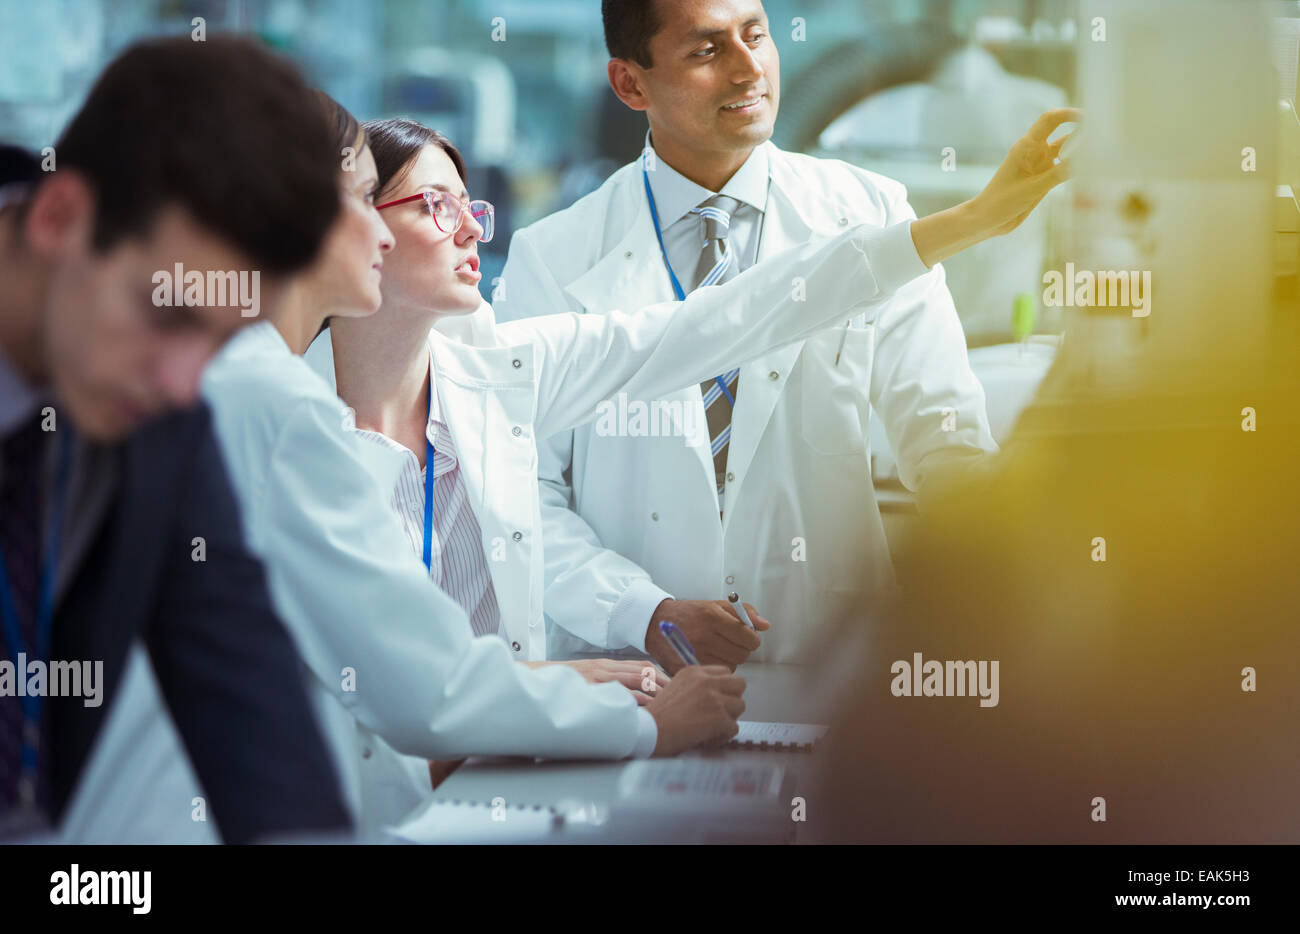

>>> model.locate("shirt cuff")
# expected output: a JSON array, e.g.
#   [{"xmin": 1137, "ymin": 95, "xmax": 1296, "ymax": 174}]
[
  {"xmin": 608, "ymin": 578, "xmax": 674, "ymax": 653},
  {"xmin": 859, "ymin": 219, "xmax": 930, "ymax": 296},
  {"xmin": 631, "ymin": 708, "xmax": 658, "ymax": 758}
]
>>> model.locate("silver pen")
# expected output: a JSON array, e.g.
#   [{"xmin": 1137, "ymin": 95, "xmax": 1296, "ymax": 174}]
[{"xmin": 727, "ymin": 592, "xmax": 757, "ymax": 629}]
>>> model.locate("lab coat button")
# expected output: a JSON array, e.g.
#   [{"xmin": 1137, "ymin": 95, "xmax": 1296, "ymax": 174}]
[
  {"xmin": 651, "ymin": 512, "xmax": 659, "ymax": 521},
  {"xmin": 512, "ymin": 641, "xmax": 522, "ymax": 652},
  {"xmin": 362, "ymin": 747, "xmax": 372, "ymax": 759},
  {"xmin": 511, "ymin": 426, "xmax": 522, "ymax": 437},
  {"xmin": 512, "ymin": 531, "xmax": 523, "ymax": 541},
  {"xmin": 768, "ymin": 370, "xmax": 779, "ymax": 381},
  {"xmin": 726, "ymin": 472, "xmax": 735, "ymax": 482},
  {"xmin": 838, "ymin": 217, "xmax": 848, "ymax": 226},
  {"xmin": 512, "ymin": 358, "xmax": 522, "ymax": 369},
  {"xmin": 725, "ymin": 575, "xmax": 735, "ymax": 585},
  {"xmin": 625, "ymin": 251, "xmax": 633, "ymax": 259}
]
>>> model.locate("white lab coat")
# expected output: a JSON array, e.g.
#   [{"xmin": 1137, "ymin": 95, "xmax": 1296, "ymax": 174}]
[
  {"xmin": 496, "ymin": 142, "xmax": 997, "ymax": 663},
  {"xmin": 54, "ymin": 218, "xmax": 924, "ymax": 842}
]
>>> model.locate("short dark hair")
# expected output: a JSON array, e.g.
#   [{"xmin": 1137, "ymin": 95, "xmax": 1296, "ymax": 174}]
[
  {"xmin": 602, "ymin": 0, "xmax": 663, "ymax": 69},
  {"xmin": 363, "ymin": 118, "xmax": 467, "ymax": 201},
  {"xmin": 52, "ymin": 35, "xmax": 340, "ymax": 274}
]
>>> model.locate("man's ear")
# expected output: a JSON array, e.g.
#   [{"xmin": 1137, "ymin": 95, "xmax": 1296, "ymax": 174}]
[
  {"xmin": 607, "ymin": 58, "xmax": 651, "ymax": 112},
  {"xmin": 24, "ymin": 171, "xmax": 95, "ymax": 257}
]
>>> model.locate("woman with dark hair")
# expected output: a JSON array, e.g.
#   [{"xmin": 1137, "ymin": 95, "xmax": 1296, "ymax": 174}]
[{"xmin": 323, "ymin": 118, "xmax": 670, "ymax": 694}]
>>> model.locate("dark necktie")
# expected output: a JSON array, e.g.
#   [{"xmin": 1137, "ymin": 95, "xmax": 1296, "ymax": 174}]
[{"xmin": 0, "ymin": 413, "xmax": 47, "ymax": 815}]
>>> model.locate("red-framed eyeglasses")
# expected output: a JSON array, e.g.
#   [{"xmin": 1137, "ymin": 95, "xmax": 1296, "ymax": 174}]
[{"xmin": 376, "ymin": 190, "xmax": 495, "ymax": 243}]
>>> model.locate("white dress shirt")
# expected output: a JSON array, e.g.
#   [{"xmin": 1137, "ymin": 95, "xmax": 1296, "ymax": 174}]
[{"xmin": 647, "ymin": 133, "xmax": 769, "ymax": 286}]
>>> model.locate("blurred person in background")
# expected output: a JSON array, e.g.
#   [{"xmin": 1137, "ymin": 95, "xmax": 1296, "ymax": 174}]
[
  {"xmin": 811, "ymin": 0, "xmax": 1300, "ymax": 844},
  {"xmin": 810, "ymin": 360, "xmax": 1300, "ymax": 842},
  {"xmin": 0, "ymin": 36, "xmax": 351, "ymax": 843}
]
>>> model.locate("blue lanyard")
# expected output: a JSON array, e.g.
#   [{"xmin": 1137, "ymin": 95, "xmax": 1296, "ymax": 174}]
[
  {"xmin": 642, "ymin": 157, "xmax": 736, "ymax": 408},
  {"xmin": 422, "ymin": 388, "xmax": 435, "ymax": 573},
  {"xmin": 0, "ymin": 428, "xmax": 72, "ymax": 792}
]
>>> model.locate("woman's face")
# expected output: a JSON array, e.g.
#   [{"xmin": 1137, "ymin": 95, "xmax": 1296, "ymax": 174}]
[
  {"xmin": 311, "ymin": 142, "xmax": 395, "ymax": 319},
  {"xmin": 376, "ymin": 144, "xmax": 484, "ymax": 318}
]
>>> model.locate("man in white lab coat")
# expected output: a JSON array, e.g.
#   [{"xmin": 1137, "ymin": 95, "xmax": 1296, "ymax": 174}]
[{"xmin": 496, "ymin": 0, "xmax": 1000, "ymax": 666}]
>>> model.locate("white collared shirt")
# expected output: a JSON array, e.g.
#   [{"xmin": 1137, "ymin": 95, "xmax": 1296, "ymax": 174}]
[{"xmin": 644, "ymin": 134, "xmax": 770, "ymax": 290}]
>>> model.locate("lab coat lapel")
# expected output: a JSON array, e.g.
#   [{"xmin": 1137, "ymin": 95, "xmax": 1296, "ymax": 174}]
[
  {"xmin": 425, "ymin": 330, "xmax": 528, "ymax": 517},
  {"xmin": 563, "ymin": 176, "xmax": 675, "ymax": 318},
  {"xmin": 723, "ymin": 161, "xmax": 820, "ymax": 509},
  {"xmin": 564, "ymin": 169, "xmax": 718, "ymax": 501},
  {"xmin": 426, "ymin": 331, "xmax": 536, "ymax": 634}
]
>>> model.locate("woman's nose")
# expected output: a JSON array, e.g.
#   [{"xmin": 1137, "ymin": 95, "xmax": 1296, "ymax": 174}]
[
  {"xmin": 377, "ymin": 218, "xmax": 395, "ymax": 252},
  {"xmin": 457, "ymin": 206, "xmax": 483, "ymax": 244}
]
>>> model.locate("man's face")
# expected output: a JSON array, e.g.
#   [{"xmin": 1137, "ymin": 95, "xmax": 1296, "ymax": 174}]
[
  {"xmin": 637, "ymin": 0, "xmax": 780, "ymax": 159},
  {"xmin": 33, "ymin": 182, "xmax": 280, "ymax": 442}
]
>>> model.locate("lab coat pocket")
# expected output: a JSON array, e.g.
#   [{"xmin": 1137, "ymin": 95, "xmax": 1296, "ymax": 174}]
[{"xmin": 799, "ymin": 326, "xmax": 873, "ymax": 455}]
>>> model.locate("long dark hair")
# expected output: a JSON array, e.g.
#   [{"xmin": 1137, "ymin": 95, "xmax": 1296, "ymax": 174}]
[{"xmin": 362, "ymin": 118, "xmax": 467, "ymax": 199}]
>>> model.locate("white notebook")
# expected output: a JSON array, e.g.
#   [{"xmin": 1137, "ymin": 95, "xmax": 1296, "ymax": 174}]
[
  {"xmin": 728, "ymin": 721, "xmax": 828, "ymax": 751},
  {"xmin": 388, "ymin": 799, "xmax": 568, "ymax": 844},
  {"xmin": 612, "ymin": 760, "xmax": 797, "ymax": 843}
]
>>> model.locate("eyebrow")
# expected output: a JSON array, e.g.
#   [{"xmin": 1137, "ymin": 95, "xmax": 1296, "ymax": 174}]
[{"xmin": 685, "ymin": 17, "xmax": 766, "ymax": 42}]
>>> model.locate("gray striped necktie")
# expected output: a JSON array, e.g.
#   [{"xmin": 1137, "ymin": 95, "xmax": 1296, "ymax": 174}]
[{"xmin": 690, "ymin": 194, "xmax": 742, "ymax": 509}]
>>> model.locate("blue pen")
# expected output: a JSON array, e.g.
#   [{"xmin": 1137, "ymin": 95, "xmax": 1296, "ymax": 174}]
[{"xmin": 658, "ymin": 621, "xmax": 700, "ymax": 667}]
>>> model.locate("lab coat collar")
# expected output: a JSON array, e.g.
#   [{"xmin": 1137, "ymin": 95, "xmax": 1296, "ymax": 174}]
[
  {"xmin": 432, "ymin": 299, "xmax": 499, "ymax": 347},
  {"xmin": 564, "ymin": 162, "xmax": 676, "ymax": 315},
  {"xmin": 305, "ymin": 325, "xmax": 529, "ymax": 524},
  {"xmin": 567, "ymin": 143, "xmax": 848, "ymax": 317},
  {"xmin": 305, "ymin": 326, "xmax": 534, "ymax": 407}
]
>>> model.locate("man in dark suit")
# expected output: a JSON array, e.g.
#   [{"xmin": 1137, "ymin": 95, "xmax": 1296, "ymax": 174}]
[{"xmin": 0, "ymin": 37, "xmax": 352, "ymax": 842}]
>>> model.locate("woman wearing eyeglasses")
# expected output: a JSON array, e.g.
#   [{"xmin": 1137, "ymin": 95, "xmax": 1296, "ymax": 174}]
[
  {"xmin": 308, "ymin": 120, "xmax": 670, "ymax": 698},
  {"xmin": 305, "ymin": 114, "xmax": 1075, "ymax": 683}
]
